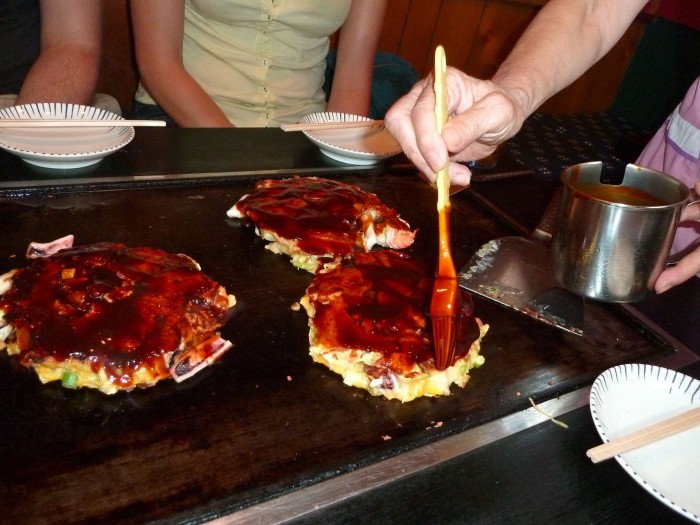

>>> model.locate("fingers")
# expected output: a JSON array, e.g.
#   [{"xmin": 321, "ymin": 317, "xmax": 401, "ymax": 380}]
[
  {"xmin": 651, "ymin": 183, "xmax": 700, "ymax": 293},
  {"xmin": 655, "ymin": 245, "xmax": 700, "ymax": 293},
  {"xmin": 412, "ymin": 82, "xmax": 450, "ymax": 174},
  {"xmin": 442, "ymin": 90, "xmax": 523, "ymax": 164},
  {"xmin": 448, "ymin": 161, "xmax": 473, "ymax": 187},
  {"xmin": 385, "ymin": 68, "xmax": 525, "ymax": 185},
  {"xmin": 680, "ymin": 196, "xmax": 700, "ymax": 222},
  {"xmin": 386, "ymin": 72, "xmax": 491, "ymax": 182},
  {"xmin": 385, "ymin": 77, "xmax": 445, "ymax": 178}
]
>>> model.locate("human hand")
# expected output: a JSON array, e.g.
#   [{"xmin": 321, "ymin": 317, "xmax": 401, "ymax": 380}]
[
  {"xmin": 385, "ymin": 66, "xmax": 527, "ymax": 186},
  {"xmin": 655, "ymin": 182, "xmax": 700, "ymax": 293}
]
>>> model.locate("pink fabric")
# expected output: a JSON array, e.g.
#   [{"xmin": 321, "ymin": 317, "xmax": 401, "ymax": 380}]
[{"xmin": 636, "ymin": 76, "xmax": 700, "ymax": 257}]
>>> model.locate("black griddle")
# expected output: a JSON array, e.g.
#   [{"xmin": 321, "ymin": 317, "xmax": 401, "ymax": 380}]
[{"xmin": 0, "ymin": 171, "xmax": 690, "ymax": 524}]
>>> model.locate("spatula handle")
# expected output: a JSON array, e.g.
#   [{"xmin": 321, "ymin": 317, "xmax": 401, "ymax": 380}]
[{"xmin": 531, "ymin": 186, "xmax": 564, "ymax": 246}]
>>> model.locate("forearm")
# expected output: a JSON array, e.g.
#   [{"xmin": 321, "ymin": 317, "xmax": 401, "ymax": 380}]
[
  {"xmin": 326, "ymin": 64, "xmax": 374, "ymax": 117},
  {"xmin": 139, "ymin": 68, "xmax": 232, "ymax": 127},
  {"xmin": 18, "ymin": 48, "xmax": 99, "ymax": 105},
  {"xmin": 131, "ymin": 0, "xmax": 231, "ymax": 127},
  {"xmin": 327, "ymin": 0, "xmax": 387, "ymax": 115},
  {"xmin": 18, "ymin": 0, "xmax": 102, "ymax": 105},
  {"xmin": 492, "ymin": 0, "xmax": 648, "ymax": 119}
]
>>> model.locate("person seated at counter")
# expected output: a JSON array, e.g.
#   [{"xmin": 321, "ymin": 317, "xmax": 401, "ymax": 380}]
[
  {"xmin": 385, "ymin": 0, "xmax": 700, "ymax": 294},
  {"xmin": 128, "ymin": 0, "xmax": 388, "ymax": 127},
  {"xmin": 0, "ymin": 0, "xmax": 120, "ymax": 114}
]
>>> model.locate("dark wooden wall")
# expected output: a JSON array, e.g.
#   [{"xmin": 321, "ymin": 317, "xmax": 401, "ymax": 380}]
[{"xmin": 99, "ymin": 0, "xmax": 651, "ymax": 117}]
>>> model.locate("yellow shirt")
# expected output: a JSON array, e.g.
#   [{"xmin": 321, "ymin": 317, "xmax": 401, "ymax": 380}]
[{"xmin": 136, "ymin": 0, "xmax": 352, "ymax": 127}]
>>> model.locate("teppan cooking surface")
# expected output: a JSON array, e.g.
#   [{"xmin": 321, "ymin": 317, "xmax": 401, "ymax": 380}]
[{"xmin": 0, "ymin": 172, "xmax": 683, "ymax": 524}]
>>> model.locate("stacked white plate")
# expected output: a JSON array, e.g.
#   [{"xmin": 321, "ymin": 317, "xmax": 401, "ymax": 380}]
[
  {"xmin": 299, "ymin": 112, "xmax": 401, "ymax": 165},
  {"xmin": 0, "ymin": 103, "xmax": 134, "ymax": 169}
]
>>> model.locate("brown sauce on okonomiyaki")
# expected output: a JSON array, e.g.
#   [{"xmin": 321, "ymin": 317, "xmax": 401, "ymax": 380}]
[
  {"xmin": 235, "ymin": 177, "xmax": 407, "ymax": 258},
  {"xmin": 307, "ymin": 250, "xmax": 478, "ymax": 371},
  {"xmin": 0, "ymin": 243, "xmax": 230, "ymax": 388}
]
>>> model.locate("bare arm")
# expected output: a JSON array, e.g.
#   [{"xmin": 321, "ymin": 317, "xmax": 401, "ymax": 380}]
[
  {"xmin": 326, "ymin": 0, "xmax": 387, "ymax": 116},
  {"xmin": 130, "ymin": 0, "xmax": 232, "ymax": 127},
  {"xmin": 17, "ymin": 0, "xmax": 102, "ymax": 105},
  {"xmin": 386, "ymin": 0, "xmax": 649, "ymax": 184},
  {"xmin": 492, "ymin": 0, "xmax": 648, "ymax": 118}
]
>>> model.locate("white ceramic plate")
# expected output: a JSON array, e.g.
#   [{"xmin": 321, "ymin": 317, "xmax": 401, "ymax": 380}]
[
  {"xmin": 300, "ymin": 112, "xmax": 401, "ymax": 165},
  {"xmin": 590, "ymin": 364, "xmax": 700, "ymax": 522},
  {"xmin": 0, "ymin": 103, "xmax": 134, "ymax": 169}
]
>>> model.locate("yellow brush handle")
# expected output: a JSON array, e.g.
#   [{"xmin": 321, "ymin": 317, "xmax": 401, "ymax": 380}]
[{"xmin": 434, "ymin": 45, "xmax": 450, "ymax": 212}]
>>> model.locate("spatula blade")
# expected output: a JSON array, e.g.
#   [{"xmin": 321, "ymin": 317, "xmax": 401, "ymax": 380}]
[{"xmin": 458, "ymin": 237, "xmax": 584, "ymax": 335}]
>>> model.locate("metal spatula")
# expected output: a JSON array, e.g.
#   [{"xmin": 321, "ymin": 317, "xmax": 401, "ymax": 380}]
[{"xmin": 458, "ymin": 189, "xmax": 584, "ymax": 335}]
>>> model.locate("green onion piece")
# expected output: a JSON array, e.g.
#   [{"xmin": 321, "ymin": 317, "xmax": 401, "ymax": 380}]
[{"xmin": 62, "ymin": 371, "xmax": 78, "ymax": 389}]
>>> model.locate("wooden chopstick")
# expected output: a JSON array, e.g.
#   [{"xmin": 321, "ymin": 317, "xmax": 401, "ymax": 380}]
[
  {"xmin": 586, "ymin": 405, "xmax": 700, "ymax": 463},
  {"xmin": 0, "ymin": 119, "xmax": 166, "ymax": 128},
  {"xmin": 281, "ymin": 120, "xmax": 384, "ymax": 132}
]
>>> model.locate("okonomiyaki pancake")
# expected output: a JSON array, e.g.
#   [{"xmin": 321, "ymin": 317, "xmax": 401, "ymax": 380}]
[
  {"xmin": 0, "ymin": 236, "xmax": 236, "ymax": 394},
  {"xmin": 299, "ymin": 250, "xmax": 488, "ymax": 402},
  {"xmin": 227, "ymin": 177, "xmax": 416, "ymax": 273}
]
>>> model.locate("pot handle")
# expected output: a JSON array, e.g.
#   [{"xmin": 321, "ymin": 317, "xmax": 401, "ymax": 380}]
[{"xmin": 666, "ymin": 197, "xmax": 700, "ymax": 266}]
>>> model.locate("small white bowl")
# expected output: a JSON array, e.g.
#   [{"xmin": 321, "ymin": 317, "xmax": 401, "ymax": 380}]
[
  {"xmin": 299, "ymin": 112, "xmax": 401, "ymax": 165},
  {"xmin": 0, "ymin": 103, "xmax": 134, "ymax": 169}
]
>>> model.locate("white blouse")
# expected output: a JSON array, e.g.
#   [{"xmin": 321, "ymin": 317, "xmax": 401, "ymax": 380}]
[{"xmin": 136, "ymin": 0, "xmax": 352, "ymax": 127}]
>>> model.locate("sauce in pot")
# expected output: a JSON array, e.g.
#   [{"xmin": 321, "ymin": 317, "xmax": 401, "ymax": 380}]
[{"xmin": 577, "ymin": 184, "xmax": 665, "ymax": 206}]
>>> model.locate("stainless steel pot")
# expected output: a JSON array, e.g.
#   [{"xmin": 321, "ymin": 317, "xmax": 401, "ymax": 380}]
[{"xmin": 550, "ymin": 162, "xmax": 696, "ymax": 302}]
